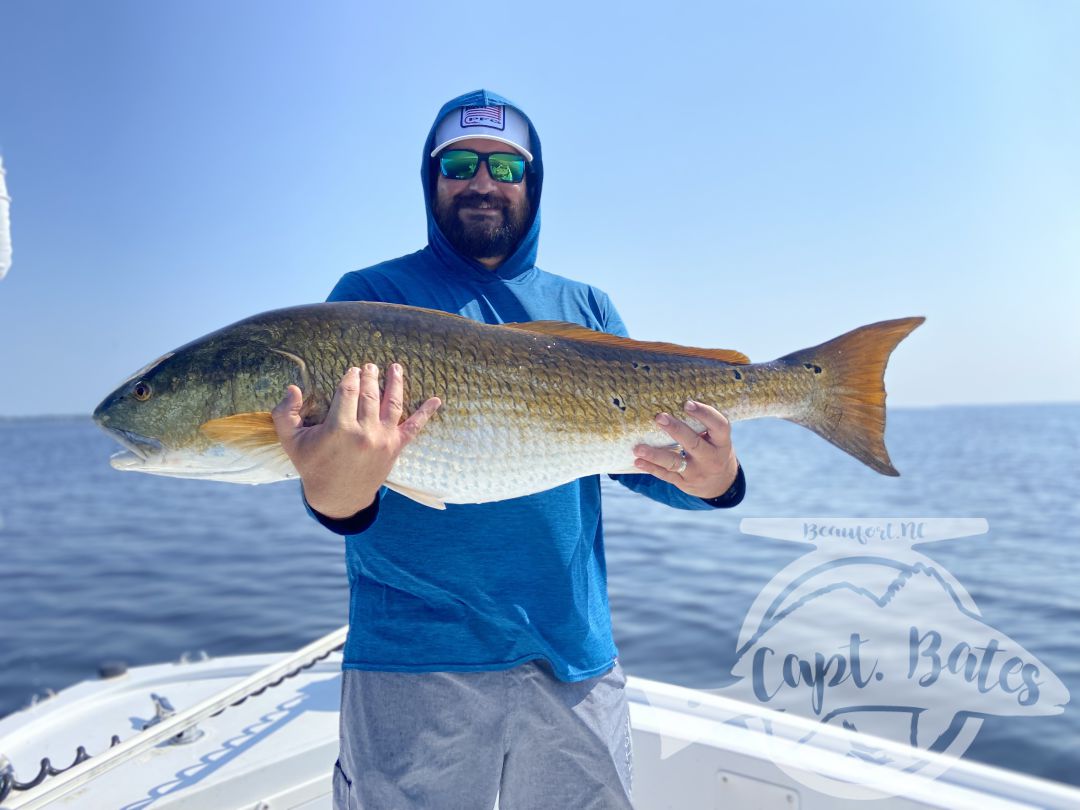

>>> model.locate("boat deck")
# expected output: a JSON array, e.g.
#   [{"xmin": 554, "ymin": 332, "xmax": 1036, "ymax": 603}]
[{"xmin": 1, "ymin": 652, "xmax": 1077, "ymax": 809}]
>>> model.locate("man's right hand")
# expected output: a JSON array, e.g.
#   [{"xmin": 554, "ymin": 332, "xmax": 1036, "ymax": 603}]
[{"xmin": 272, "ymin": 363, "xmax": 441, "ymax": 519}]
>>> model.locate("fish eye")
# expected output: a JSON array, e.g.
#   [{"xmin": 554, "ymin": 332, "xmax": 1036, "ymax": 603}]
[{"xmin": 132, "ymin": 381, "xmax": 153, "ymax": 402}]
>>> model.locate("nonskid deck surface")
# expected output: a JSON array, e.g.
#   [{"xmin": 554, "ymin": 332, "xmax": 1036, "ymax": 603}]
[{"xmin": 1, "ymin": 653, "xmax": 1077, "ymax": 809}]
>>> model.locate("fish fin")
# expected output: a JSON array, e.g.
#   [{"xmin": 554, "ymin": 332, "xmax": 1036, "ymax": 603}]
[
  {"xmin": 609, "ymin": 441, "xmax": 681, "ymax": 475},
  {"xmin": 503, "ymin": 321, "xmax": 750, "ymax": 365},
  {"xmin": 200, "ymin": 412, "xmax": 280, "ymax": 450},
  {"xmin": 196, "ymin": 412, "xmax": 298, "ymax": 482},
  {"xmin": 385, "ymin": 480, "xmax": 448, "ymax": 510},
  {"xmin": 782, "ymin": 317, "xmax": 925, "ymax": 476}
]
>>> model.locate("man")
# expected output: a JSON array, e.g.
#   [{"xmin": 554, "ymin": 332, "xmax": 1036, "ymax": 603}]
[{"xmin": 272, "ymin": 90, "xmax": 745, "ymax": 810}]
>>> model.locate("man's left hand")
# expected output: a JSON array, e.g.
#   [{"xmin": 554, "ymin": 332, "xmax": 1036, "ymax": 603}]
[{"xmin": 632, "ymin": 400, "xmax": 739, "ymax": 499}]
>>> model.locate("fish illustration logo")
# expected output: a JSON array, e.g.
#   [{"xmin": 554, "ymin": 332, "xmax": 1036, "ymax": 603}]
[{"xmin": 644, "ymin": 518, "xmax": 1070, "ymax": 798}]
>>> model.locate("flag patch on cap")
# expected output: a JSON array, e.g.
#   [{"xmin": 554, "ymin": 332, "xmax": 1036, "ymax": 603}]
[{"xmin": 460, "ymin": 105, "xmax": 505, "ymax": 131}]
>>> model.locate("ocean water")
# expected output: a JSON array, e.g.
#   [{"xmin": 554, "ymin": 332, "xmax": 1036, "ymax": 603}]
[{"xmin": 1, "ymin": 405, "xmax": 1078, "ymax": 788}]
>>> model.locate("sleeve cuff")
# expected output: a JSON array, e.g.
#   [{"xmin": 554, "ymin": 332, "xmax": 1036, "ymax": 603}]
[
  {"xmin": 304, "ymin": 492, "xmax": 380, "ymax": 535},
  {"xmin": 700, "ymin": 463, "xmax": 746, "ymax": 509}
]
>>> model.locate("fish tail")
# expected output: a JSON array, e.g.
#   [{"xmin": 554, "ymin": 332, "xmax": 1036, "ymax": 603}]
[{"xmin": 779, "ymin": 317, "xmax": 925, "ymax": 476}]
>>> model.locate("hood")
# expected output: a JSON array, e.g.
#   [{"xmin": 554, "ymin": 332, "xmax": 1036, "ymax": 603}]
[{"xmin": 422, "ymin": 89, "xmax": 543, "ymax": 282}]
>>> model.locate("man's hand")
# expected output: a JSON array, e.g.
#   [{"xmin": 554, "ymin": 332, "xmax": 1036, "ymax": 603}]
[
  {"xmin": 272, "ymin": 363, "xmax": 441, "ymax": 519},
  {"xmin": 632, "ymin": 400, "xmax": 739, "ymax": 499}
]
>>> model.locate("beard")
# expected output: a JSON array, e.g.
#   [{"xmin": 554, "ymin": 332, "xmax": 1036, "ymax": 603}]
[{"xmin": 434, "ymin": 191, "xmax": 531, "ymax": 260}]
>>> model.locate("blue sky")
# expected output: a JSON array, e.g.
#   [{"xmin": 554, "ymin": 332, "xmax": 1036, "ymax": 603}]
[{"xmin": 0, "ymin": 0, "xmax": 1077, "ymax": 416}]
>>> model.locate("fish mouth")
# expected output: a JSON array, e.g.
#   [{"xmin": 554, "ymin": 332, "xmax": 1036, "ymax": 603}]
[
  {"xmin": 96, "ymin": 423, "xmax": 294, "ymax": 483},
  {"xmin": 98, "ymin": 425, "xmax": 164, "ymax": 462}
]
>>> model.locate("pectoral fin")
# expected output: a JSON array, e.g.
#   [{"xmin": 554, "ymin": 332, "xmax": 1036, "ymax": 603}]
[
  {"xmin": 199, "ymin": 412, "xmax": 297, "ymax": 480},
  {"xmin": 201, "ymin": 412, "xmax": 279, "ymax": 449}
]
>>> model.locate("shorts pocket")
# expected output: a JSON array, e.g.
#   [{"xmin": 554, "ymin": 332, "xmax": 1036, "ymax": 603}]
[
  {"xmin": 332, "ymin": 758, "xmax": 352, "ymax": 809},
  {"xmin": 608, "ymin": 658, "xmax": 627, "ymax": 687}
]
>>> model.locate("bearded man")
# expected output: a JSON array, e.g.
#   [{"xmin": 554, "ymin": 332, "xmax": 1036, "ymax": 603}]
[{"xmin": 273, "ymin": 89, "xmax": 746, "ymax": 810}]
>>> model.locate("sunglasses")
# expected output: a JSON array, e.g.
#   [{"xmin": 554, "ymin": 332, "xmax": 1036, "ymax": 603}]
[{"xmin": 438, "ymin": 149, "xmax": 527, "ymax": 184}]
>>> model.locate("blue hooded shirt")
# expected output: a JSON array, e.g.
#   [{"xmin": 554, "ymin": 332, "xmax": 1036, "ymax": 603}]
[{"xmin": 315, "ymin": 90, "xmax": 742, "ymax": 681}]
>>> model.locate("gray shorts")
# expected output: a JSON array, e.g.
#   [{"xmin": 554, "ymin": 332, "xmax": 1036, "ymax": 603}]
[{"xmin": 333, "ymin": 659, "xmax": 633, "ymax": 810}]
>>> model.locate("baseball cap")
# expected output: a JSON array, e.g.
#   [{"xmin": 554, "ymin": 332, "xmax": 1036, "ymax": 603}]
[{"xmin": 430, "ymin": 104, "xmax": 534, "ymax": 162}]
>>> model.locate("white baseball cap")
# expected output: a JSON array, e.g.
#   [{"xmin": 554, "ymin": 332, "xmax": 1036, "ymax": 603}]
[{"xmin": 430, "ymin": 104, "xmax": 534, "ymax": 162}]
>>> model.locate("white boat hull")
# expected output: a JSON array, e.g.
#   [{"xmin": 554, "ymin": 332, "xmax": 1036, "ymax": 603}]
[{"xmin": 1, "ymin": 651, "xmax": 1077, "ymax": 809}]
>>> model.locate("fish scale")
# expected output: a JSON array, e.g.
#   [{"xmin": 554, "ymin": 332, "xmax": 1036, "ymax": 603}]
[
  {"xmin": 93, "ymin": 302, "xmax": 924, "ymax": 506},
  {"xmin": 309, "ymin": 314, "xmax": 683, "ymax": 501}
]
